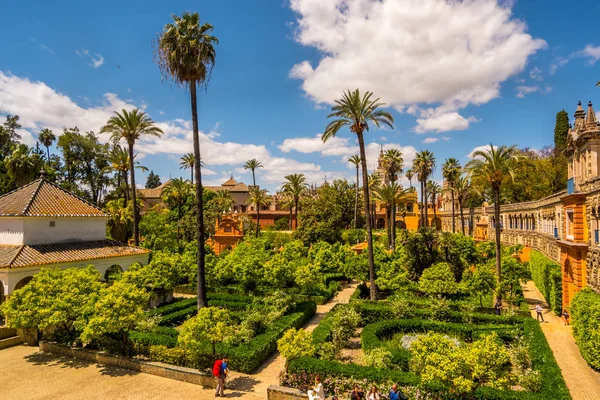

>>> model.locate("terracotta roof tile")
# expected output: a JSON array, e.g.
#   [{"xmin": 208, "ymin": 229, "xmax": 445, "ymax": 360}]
[
  {"xmin": 222, "ymin": 177, "xmax": 238, "ymax": 186},
  {"xmin": 0, "ymin": 240, "xmax": 150, "ymax": 269},
  {"xmin": 0, "ymin": 179, "xmax": 107, "ymax": 217}
]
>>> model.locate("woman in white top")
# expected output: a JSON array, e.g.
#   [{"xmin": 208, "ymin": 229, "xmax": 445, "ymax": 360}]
[
  {"xmin": 308, "ymin": 375, "xmax": 325, "ymax": 400},
  {"xmin": 367, "ymin": 385, "xmax": 381, "ymax": 400}
]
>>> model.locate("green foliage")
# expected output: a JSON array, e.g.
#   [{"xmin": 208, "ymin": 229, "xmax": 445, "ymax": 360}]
[
  {"xmin": 178, "ymin": 307, "xmax": 237, "ymax": 354},
  {"xmin": 329, "ymin": 306, "xmax": 362, "ymax": 351},
  {"xmin": 81, "ymin": 280, "xmax": 149, "ymax": 345},
  {"xmin": 554, "ymin": 110, "xmax": 570, "ymax": 152},
  {"xmin": 295, "ymin": 262, "xmax": 325, "ymax": 294},
  {"xmin": 145, "ymin": 170, "xmax": 162, "ymax": 188},
  {"xmin": 418, "ymin": 262, "xmax": 458, "ymax": 296},
  {"xmin": 122, "ymin": 254, "xmax": 180, "ymax": 293},
  {"xmin": 498, "ymin": 256, "xmax": 530, "ymax": 305},
  {"xmin": 1, "ymin": 266, "xmax": 103, "ymax": 335},
  {"xmin": 374, "ymin": 243, "xmax": 410, "ymax": 291},
  {"xmin": 395, "ymin": 228, "xmax": 437, "ymax": 280},
  {"xmin": 361, "ymin": 347, "xmax": 393, "ymax": 369},
  {"xmin": 461, "ymin": 266, "xmax": 497, "ymax": 307},
  {"xmin": 570, "ymin": 288, "xmax": 600, "ymax": 370},
  {"xmin": 214, "ymin": 237, "xmax": 272, "ymax": 293},
  {"xmin": 139, "ymin": 209, "xmax": 179, "ymax": 251},
  {"xmin": 342, "ymin": 228, "xmax": 366, "ymax": 245},
  {"xmin": 278, "ymin": 328, "xmax": 315, "ymax": 362},
  {"xmin": 527, "ymin": 251, "xmax": 562, "ymax": 314}
]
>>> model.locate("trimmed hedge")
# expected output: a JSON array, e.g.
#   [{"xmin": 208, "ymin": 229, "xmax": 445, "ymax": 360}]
[
  {"xmin": 349, "ymin": 283, "xmax": 369, "ymax": 303},
  {"xmin": 570, "ymin": 288, "xmax": 600, "ymax": 370},
  {"xmin": 528, "ymin": 250, "xmax": 562, "ymax": 315},
  {"xmin": 149, "ymin": 301, "xmax": 317, "ymax": 373},
  {"xmin": 129, "ymin": 330, "xmax": 178, "ymax": 349},
  {"xmin": 311, "ymin": 304, "xmax": 344, "ymax": 346},
  {"xmin": 295, "ymin": 281, "xmax": 341, "ymax": 305},
  {"xmin": 150, "ymin": 298, "xmax": 196, "ymax": 316},
  {"xmin": 159, "ymin": 305, "xmax": 198, "ymax": 326}
]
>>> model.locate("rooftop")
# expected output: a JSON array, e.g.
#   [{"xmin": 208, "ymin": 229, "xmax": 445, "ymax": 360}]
[{"xmin": 0, "ymin": 179, "xmax": 107, "ymax": 218}]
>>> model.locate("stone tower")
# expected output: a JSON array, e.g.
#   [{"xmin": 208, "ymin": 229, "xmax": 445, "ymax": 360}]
[{"xmin": 566, "ymin": 101, "xmax": 600, "ymax": 193}]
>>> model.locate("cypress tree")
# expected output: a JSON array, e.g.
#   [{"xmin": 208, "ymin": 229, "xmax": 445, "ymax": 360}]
[{"xmin": 554, "ymin": 110, "xmax": 569, "ymax": 152}]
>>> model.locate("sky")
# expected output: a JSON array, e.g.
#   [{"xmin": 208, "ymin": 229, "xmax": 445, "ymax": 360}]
[{"xmin": 0, "ymin": 0, "xmax": 599, "ymax": 192}]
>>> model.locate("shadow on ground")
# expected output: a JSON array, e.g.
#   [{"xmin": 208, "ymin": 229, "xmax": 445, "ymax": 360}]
[
  {"xmin": 24, "ymin": 351, "xmax": 139, "ymax": 377},
  {"xmin": 228, "ymin": 375, "xmax": 260, "ymax": 392}
]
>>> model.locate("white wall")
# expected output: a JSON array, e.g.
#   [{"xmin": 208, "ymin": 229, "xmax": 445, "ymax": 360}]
[
  {"xmin": 0, "ymin": 218, "xmax": 24, "ymax": 245},
  {"xmin": 23, "ymin": 217, "xmax": 107, "ymax": 245}
]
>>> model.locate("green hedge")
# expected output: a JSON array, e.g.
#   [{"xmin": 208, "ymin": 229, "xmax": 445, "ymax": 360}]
[
  {"xmin": 311, "ymin": 304, "xmax": 344, "ymax": 346},
  {"xmin": 570, "ymin": 288, "xmax": 600, "ymax": 370},
  {"xmin": 129, "ymin": 330, "xmax": 178, "ymax": 349},
  {"xmin": 149, "ymin": 301, "xmax": 317, "ymax": 373},
  {"xmin": 349, "ymin": 283, "xmax": 369, "ymax": 303},
  {"xmin": 528, "ymin": 251, "xmax": 562, "ymax": 315},
  {"xmin": 150, "ymin": 298, "xmax": 196, "ymax": 316},
  {"xmin": 159, "ymin": 305, "xmax": 198, "ymax": 326},
  {"xmin": 295, "ymin": 281, "xmax": 341, "ymax": 305}
]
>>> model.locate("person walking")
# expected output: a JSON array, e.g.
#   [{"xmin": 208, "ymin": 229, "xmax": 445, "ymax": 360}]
[
  {"xmin": 562, "ymin": 309, "xmax": 570, "ymax": 325},
  {"xmin": 494, "ymin": 298, "xmax": 503, "ymax": 315},
  {"xmin": 212, "ymin": 356, "xmax": 229, "ymax": 397},
  {"xmin": 388, "ymin": 384, "xmax": 408, "ymax": 400},
  {"xmin": 367, "ymin": 385, "xmax": 381, "ymax": 400},
  {"xmin": 308, "ymin": 375, "xmax": 325, "ymax": 400},
  {"xmin": 535, "ymin": 302, "xmax": 545, "ymax": 323}
]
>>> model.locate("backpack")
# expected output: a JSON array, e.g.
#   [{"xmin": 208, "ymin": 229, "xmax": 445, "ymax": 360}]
[{"xmin": 213, "ymin": 359, "xmax": 223, "ymax": 377}]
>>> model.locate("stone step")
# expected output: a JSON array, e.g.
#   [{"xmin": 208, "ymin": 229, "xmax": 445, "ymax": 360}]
[
  {"xmin": 0, "ymin": 336, "xmax": 23, "ymax": 350},
  {"xmin": 0, "ymin": 327, "xmax": 18, "ymax": 340}
]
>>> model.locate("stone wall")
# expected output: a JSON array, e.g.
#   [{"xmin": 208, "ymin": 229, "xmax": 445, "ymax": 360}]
[
  {"xmin": 267, "ymin": 385, "xmax": 308, "ymax": 400},
  {"xmin": 39, "ymin": 341, "xmax": 216, "ymax": 388}
]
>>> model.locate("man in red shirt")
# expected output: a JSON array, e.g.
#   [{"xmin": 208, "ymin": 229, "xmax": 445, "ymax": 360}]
[{"xmin": 213, "ymin": 356, "xmax": 229, "ymax": 397}]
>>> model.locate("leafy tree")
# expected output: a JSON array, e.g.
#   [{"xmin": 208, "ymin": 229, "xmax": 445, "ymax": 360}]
[
  {"xmin": 81, "ymin": 280, "xmax": 149, "ymax": 345},
  {"xmin": 122, "ymin": 256, "xmax": 181, "ymax": 295},
  {"xmin": 453, "ymin": 174, "xmax": 471, "ymax": 235},
  {"xmin": 246, "ymin": 186, "xmax": 271, "ymax": 237},
  {"xmin": 214, "ymin": 237, "xmax": 271, "ymax": 292},
  {"xmin": 0, "ymin": 267, "xmax": 103, "ymax": 337},
  {"xmin": 277, "ymin": 328, "xmax": 315, "ymax": 364},
  {"xmin": 103, "ymin": 145, "xmax": 147, "ymax": 204},
  {"xmin": 0, "ymin": 115, "xmax": 21, "ymax": 157},
  {"xmin": 145, "ymin": 170, "xmax": 162, "ymax": 188},
  {"xmin": 418, "ymin": 262, "xmax": 458, "ymax": 297},
  {"xmin": 396, "ymin": 228, "xmax": 437, "ymax": 280},
  {"xmin": 462, "ymin": 266, "xmax": 496, "ymax": 307},
  {"xmin": 282, "ymin": 173, "xmax": 308, "ymax": 229},
  {"xmin": 139, "ymin": 209, "xmax": 179, "ymax": 251},
  {"xmin": 373, "ymin": 183, "xmax": 401, "ymax": 250},
  {"xmin": 180, "ymin": 153, "xmax": 196, "ymax": 183},
  {"xmin": 100, "ymin": 109, "xmax": 163, "ymax": 245},
  {"xmin": 178, "ymin": 307, "xmax": 236, "ymax": 355},
  {"xmin": 243, "ymin": 158, "xmax": 263, "ymax": 187},
  {"xmin": 322, "ymin": 89, "xmax": 394, "ymax": 300},
  {"xmin": 553, "ymin": 110, "xmax": 569, "ymax": 152},
  {"xmin": 329, "ymin": 306, "xmax": 361, "ymax": 351},
  {"xmin": 427, "ymin": 180, "xmax": 442, "ymax": 229},
  {"xmin": 442, "ymin": 158, "xmax": 461, "ymax": 232},
  {"xmin": 348, "ymin": 155, "xmax": 361, "ymax": 229},
  {"xmin": 105, "ymin": 198, "xmax": 133, "ymax": 242},
  {"xmin": 4, "ymin": 144, "xmax": 43, "ymax": 186},
  {"xmin": 213, "ymin": 189, "xmax": 233, "ymax": 217},
  {"xmin": 374, "ymin": 244, "xmax": 409, "ymax": 291},
  {"xmin": 466, "ymin": 144, "xmax": 521, "ymax": 302},
  {"xmin": 161, "ymin": 178, "xmax": 193, "ymax": 240},
  {"xmin": 413, "ymin": 150, "xmax": 436, "ymax": 226},
  {"xmin": 406, "ymin": 167, "xmax": 414, "ymax": 189},
  {"xmin": 156, "ymin": 12, "xmax": 218, "ymax": 309},
  {"xmin": 383, "ymin": 148, "xmax": 404, "ymax": 243},
  {"xmin": 294, "ymin": 262, "xmax": 324, "ymax": 294},
  {"xmin": 38, "ymin": 128, "xmax": 56, "ymax": 163}
]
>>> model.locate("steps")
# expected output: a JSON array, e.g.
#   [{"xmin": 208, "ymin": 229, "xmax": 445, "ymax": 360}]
[{"xmin": 0, "ymin": 327, "xmax": 23, "ymax": 350}]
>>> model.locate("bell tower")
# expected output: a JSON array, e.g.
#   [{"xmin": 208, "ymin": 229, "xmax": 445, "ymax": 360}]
[{"xmin": 567, "ymin": 101, "xmax": 600, "ymax": 192}]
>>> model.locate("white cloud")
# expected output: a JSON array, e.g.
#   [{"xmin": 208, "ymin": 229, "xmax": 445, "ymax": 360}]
[
  {"xmin": 468, "ymin": 144, "xmax": 497, "ymax": 159},
  {"xmin": 39, "ymin": 44, "xmax": 55, "ymax": 55},
  {"xmin": 442, "ymin": 136, "xmax": 450, "ymax": 141},
  {"xmin": 422, "ymin": 137, "xmax": 438, "ymax": 144},
  {"xmin": 529, "ymin": 67, "xmax": 543, "ymax": 81},
  {"xmin": 289, "ymin": 0, "xmax": 545, "ymax": 132},
  {"xmin": 414, "ymin": 108, "xmax": 474, "ymax": 133},
  {"xmin": 76, "ymin": 48, "xmax": 104, "ymax": 68},
  {"xmin": 515, "ymin": 85, "xmax": 539, "ymax": 98},
  {"xmin": 581, "ymin": 44, "xmax": 600, "ymax": 64},
  {"xmin": 279, "ymin": 133, "xmax": 355, "ymax": 156}
]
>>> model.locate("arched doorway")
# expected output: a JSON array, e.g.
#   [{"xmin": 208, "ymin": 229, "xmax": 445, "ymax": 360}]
[
  {"xmin": 418, "ymin": 218, "xmax": 427, "ymax": 228},
  {"xmin": 14, "ymin": 276, "xmax": 33, "ymax": 292},
  {"xmin": 433, "ymin": 217, "xmax": 442, "ymax": 230},
  {"xmin": 396, "ymin": 220, "xmax": 407, "ymax": 229},
  {"xmin": 376, "ymin": 218, "xmax": 385, "ymax": 230},
  {"xmin": 104, "ymin": 265, "xmax": 123, "ymax": 284}
]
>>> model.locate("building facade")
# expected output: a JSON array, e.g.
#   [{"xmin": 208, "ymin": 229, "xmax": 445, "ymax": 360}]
[{"xmin": 438, "ymin": 100, "xmax": 600, "ymax": 308}]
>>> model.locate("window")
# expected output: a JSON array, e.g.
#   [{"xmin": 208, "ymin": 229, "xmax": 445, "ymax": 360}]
[
  {"xmin": 49, "ymin": 221, "xmax": 55, "ymax": 227},
  {"xmin": 566, "ymin": 210, "xmax": 574, "ymax": 241}
]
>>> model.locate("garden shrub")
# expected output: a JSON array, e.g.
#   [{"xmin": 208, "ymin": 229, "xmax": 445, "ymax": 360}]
[
  {"xmin": 150, "ymin": 298, "xmax": 196, "ymax": 316},
  {"xmin": 527, "ymin": 251, "xmax": 562, "ymax": 315},
  {"xmin": 418, "ymin": 262, "xmax": 459, "ymax": 296},
  {"xmin": 361, "ymin": 347, "xmax": 393, "ymax": 369},
  {"xmin": 570, "ymin": 288, "xmax": 600, "ymax": 370},
  {"xmin": 159, "ymin": 305, "xmax": 198, "ymax": 326},
  {"xmin": 277, "ymin": 328, "xmax": 315, "ymax": 362}
]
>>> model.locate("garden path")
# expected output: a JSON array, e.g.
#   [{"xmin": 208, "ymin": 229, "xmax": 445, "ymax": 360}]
[
  {"xmin": 0, "ymin": 283, "xmax": 358, "ymax": 400},
  {"xmin": 521, "ymin": 280, "xmax": 600, "ymax": 400}
]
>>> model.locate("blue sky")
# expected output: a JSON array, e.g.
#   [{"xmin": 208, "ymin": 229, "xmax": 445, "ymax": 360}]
[{"xmin": 0, "ymin": 0, "xmax": 599, "ymax": 191}]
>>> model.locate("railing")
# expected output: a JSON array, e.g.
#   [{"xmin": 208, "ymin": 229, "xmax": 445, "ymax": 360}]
[{"xmin": 567, "ymin": 178, "xmax": 575, "ymax": 194}]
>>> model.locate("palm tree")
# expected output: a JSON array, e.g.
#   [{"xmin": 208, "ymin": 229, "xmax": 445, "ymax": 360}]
[
  {"xmin": 442, "ymin": 158, "xmax": 461, "ymax": 233},
  {"xmin": 282, "ymin": 195, "xmax": 295, "ymax": 230},
  {"xmin": 103, "ymin": 145, "xmax": 148, "ymax": 206},
  {"xmin": 413, "ymin": 150, "xmax": 436, "ymax": 227},
  {"xmin": 243, "ymin": 159, "xmax": 263, "ymax": 188},
  {"xmin": 427, "ymin": 181, "xmax": 442, "ymax": 230},
  {"xmin": 156, "ymin": 12, "xmax": 218, "ymax": 309},
  {"xmin": 466, "ymin": 144, "xmax": 521, "ymax": 301},
  {"xmin": 452, "ymin": 175, "xmax": 471, "ymax": 235},
  {"xmin": 321, "ymin": 89, "xmax": 394, "ymax": 300},
  {"xmin": 406, "ymin": 168, "xmax": 414, "ymax": 190},
  {"xmin": 100, "ymin": 109, "xmax": 163, "ymax": 246},
  {"xmin": 4, "ymin": 144, "xmax": 43, "ymax": 186},
  {"xmin": 180, "ymin": 153, "xmax": 195, "ymax": 184},
  {"xmin": 214, "ymin": 189, "xmax": 234, "ymax": 218},
  {"xmin": 282, "ymin": 173, "xmax": 307, "ymax": 230},
  {"xmin": 246, "ymin": 186, "xmax": 271, "ymax": 237},
  {"xmin": 38, "ymin": 128, "xmax": 56, "ymax": 163},
  {"xmin": 383, "ymin": 149, "xmax": 403, "ymax": 245},
  {"xmin": 348, "ymin": 155, "xmax": 361, "ymax": 229},
  {"xmin": 373, "ymin": 183, "xmax": 401, "ymax": 250},
  {"xmin": 105, "ymin": 198, "xmax": 133, "ymax": 243}
]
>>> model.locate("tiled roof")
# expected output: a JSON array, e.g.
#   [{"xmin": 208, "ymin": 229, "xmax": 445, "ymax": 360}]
[
  {"xmin": 138, "ymin": 180, "xmax": 171, "ymax": 200},
  {"xmin": 230, "ymin": 183, "xmax": 249, "ymax": 192},
  {"xmin": 222, "ymin": 177, "xmax": 238, "ymax": 186},
  {"xmin": 0, "ymin": 179, "xmax": 107, "ymax": 217},
  {"xmin": 0, "ymin": 240, "xmax": 150, "ymax": 269}
]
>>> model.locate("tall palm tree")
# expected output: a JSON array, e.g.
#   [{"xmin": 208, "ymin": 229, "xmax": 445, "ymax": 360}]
[
  {"xmin": 453, "ymin": 175, "xmax": 471, "ymax": 235},
  {"xmin": 373, "ymin": 183, "xmax": 400, "ymax": 250},
  {"xmin": 103, "ymin": 145, "xmax": 148, "ymax": 206},
  {"xmin": 180, "ymin": 153, "xmax": 195, "ymax": 184},
  {"xmin": 383, "ymin": 149, "xmax": 403, "ymax": 245},
  {"xmin": 413, "ymin": 150, "xmax": 436, "ymax": 227},
  {"xmin": 156, "ymin": 12, "xmax": 218, "ymax": 309},
  {"xmin": 243, "ymin": 159, "xmax": 263, "ymax": 188},
  {"xmin": 442, "ymin": 158, "xmax": 461, "ymax": 233},
  {"xmin": 427, "ymin": 181, "xmax": 442, "ymax": 230},
  {"xmin": 38, "ymin": 128, "xmax": 56, "ymax": 164},
  {"xmin": 321, "ymin": 89, "xmax": 394, "ymax": 300},
  {"xmin": 406, "ymin": 168, "xmax": 414, "ymax": 190},
  {"xmin": 100, "ymin": 109, "xmax": 163, "ymax": 246},
  {"xmin": 246, "ymin": 186, "xmax": 271, "ymax": 237},
  {"xmin": 466, "ymin": 144, "xmax": 520, "ymax": 301},
  {"xmin": 348, "ymin": 155, "xmax": 361, "ymax": 229},
  {"xmin": 282, "ymin": 173, "xmax": 307, "ymax": 230}
]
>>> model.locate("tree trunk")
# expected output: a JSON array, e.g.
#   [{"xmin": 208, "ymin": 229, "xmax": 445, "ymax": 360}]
[
  {"xmin": 432, "ymin": 194, "xmax": 437, "ymax": 230},
  {"xmin": 391, "ymin": 197, "xmax": 396, "ymax": 251},
  {"xmin": 460, "ymin": 201, "xmax": 465, "ymax": 235},
  {"xmin": 294, "ymin": 198, "xmax": 299, "ymax": 229},
  {"xmin": 494, "ymin": 188, "xmax": 502, "ymax": 302},
  {"xmin": 451, "ymin": 190, "xmax": 456, "ymax": 233},
  {"xmin": 124, "ymin": 171, "xmax": 130, "ymax": 208},
  {"xmin": 354, "ymin": 167, "xmax": 359, "ymax": 229},
  {"xmin": 289, "ymin": 206, "xmax": 293, "ymax": 230},
  {"xmin": 386, "ymin": 206, "xmax": 392, "ymax": 249},
  {"xmin": 256, "ymin": 203, "xmax": 260, "ymax": 237},
  {"xmin": 252, "ymin": 170, "xmax": 256, "ymax": 188},
  {"xmin": 128, "ymin": 142, "xmax": 139, "ymax": 246},
  {"xmin": 419, "ymin": 181, "xmax": 424, "ymax": 226},
  {"xmin": 191, "ymin": 167, "xmax": 194, "ymax": 185},
  {"xmin": 357, "ymin": 132, "xmax": 376, "ymax": 300},
  {"xmin": 190, "ymin": 82, "xmax": 207, "ymax": 309},
  {"xmin": 46, "ymin": 146, "xmax": 50, "ymax": 165},
  {"xmin": 424, "ymin": 180, "xmax": 429, "ymax": 226}
]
